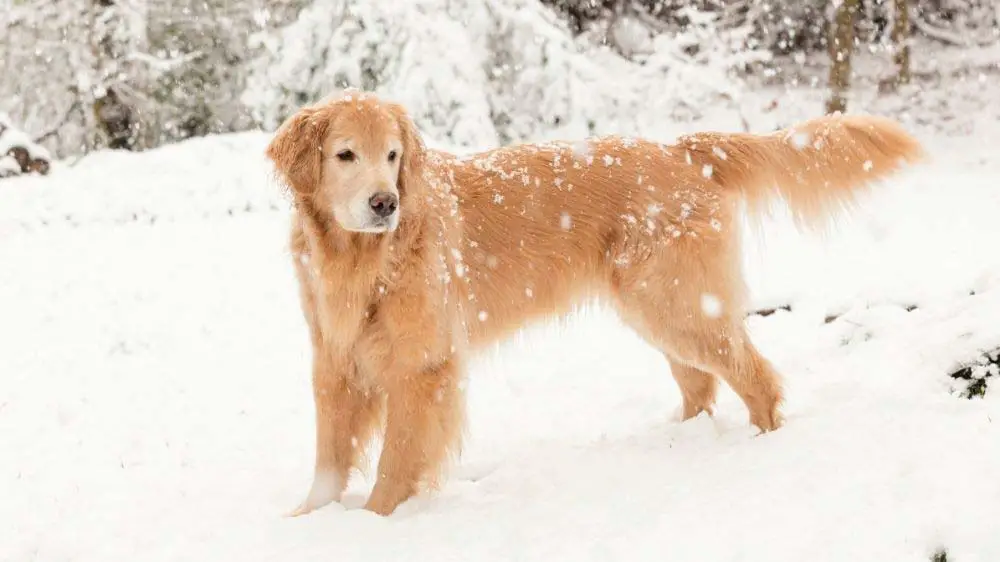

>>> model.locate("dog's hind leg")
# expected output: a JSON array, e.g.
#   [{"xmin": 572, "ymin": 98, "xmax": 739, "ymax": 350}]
[
  {"xmin": 613, "ymin": 237, "xmax": 784, "ymax": 433},
  {"xmin": 666, "ymin": 358, "xmax": 718, "ymax": 421}
]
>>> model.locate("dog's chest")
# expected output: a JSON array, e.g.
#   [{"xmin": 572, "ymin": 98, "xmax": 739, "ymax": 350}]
[{"xmin": 305, "ymin": 253, "xmax": 389, "ymax": 355}]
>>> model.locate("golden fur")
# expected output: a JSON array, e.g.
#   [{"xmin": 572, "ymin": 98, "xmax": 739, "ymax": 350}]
[{"xmin": 265, "ymin": 89, "xmax": 925, "ymax": 516}]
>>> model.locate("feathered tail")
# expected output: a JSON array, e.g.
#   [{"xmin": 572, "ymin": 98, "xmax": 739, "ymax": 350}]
[{"xmin": 677, "ymin": 114, "xmax": 927, "ymax": 230}]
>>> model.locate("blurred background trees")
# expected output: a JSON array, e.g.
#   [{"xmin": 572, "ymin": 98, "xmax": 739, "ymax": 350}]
[{"xmin": 1, "ymin": 0, "xmax": 997, "ymax": 167}]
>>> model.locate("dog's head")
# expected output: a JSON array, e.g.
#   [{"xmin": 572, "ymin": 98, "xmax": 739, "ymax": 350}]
[{"xmin": 266, "ymin": 89, "xmax": 426, "ymax": 234}]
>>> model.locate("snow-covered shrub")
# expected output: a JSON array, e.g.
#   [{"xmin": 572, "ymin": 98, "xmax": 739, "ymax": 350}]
[
  {"xmin": 244, "ymin": 0, "xmax": 768, "ymax": 149},
  {"xmin": 244, "ymin": 0, "xmax": 502, "ymax": 149},
  {"xmin": 949, "ymin": 347, "xmax": 999, "ymax": 398},
  {"xmin": 0, "ymin": 113, "xmax": 52, "ymax": 179}
]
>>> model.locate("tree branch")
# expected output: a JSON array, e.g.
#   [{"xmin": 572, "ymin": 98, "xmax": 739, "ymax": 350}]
[
  {"xmin": 911, "ymin": 12, "xmax": 997, "ymax": 47},
  {"xmin": 32, "ymin": 100, "xmax": 83, "ymax": 144}
]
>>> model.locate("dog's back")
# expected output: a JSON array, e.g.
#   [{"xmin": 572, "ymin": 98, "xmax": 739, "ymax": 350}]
[{"xmin": 446, "ymin": 115, "xmax": 924, "ymax": 347}]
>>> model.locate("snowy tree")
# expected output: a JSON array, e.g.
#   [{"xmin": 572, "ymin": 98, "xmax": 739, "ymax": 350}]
[
  {"xmin": 143, "ymin": 0, "xmax": 255, "ymax": 144},
  {"xmin": 3, "ymin": 0, "xmax": 999, "ymax": 160},
  {"xmin": 826, "ymin": 0, "xmax": 859, "ymax": 114},
  {"xmin": 1, "ymin": 0, "xmax": 96, "ymax": 156},
  {"xmin": 913, "ymin": 0, "xmax": 1000, "ymax": 46},
  {"xmin": 892, "ymin": 0, "xmax": 912, "ymax": 87},
  {"xmin": 0, "ymin": 0, "xmax": 307, "ymax": 158},
  {"xmin": 88, "ymin": 0, "xmax": 149, "ymax": 150},
  {"xmin": 244, "ymin": 0, "xmax": 766, "ymax": 149}
]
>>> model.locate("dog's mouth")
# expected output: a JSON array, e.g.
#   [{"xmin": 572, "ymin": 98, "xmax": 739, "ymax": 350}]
[
  {"xmin": 345, "ymin": 215, "xmax": 399, "ymax": 234},
  {"xmin": 333, "ymin": 202, "xmax": 400, "ymax": 234}
]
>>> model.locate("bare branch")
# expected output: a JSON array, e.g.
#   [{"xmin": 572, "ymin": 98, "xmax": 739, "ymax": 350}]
[
  {"xmin": 125, "ymin": 50, "xmax": 205, "ymax": 75},
  {"xmin": 911, "ymin": 12, "xmax": 998, "ymax": 47},
  {"xmin": 33, "ymin": 100, "xmax": 84, "ymax": 144}
]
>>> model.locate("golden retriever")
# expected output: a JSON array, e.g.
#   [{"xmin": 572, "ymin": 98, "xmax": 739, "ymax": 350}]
[{"xmin": 265, "ymin": 88, "xmax": 924, "ymax": 516}]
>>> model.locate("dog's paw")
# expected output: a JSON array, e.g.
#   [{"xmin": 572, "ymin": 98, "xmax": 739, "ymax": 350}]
[
  {"xmin": 285, "ymin": 497, "xmax": 348, "ymax": 517},
  {"xmin": 285, "ymin": 471, "xmax": 346, "ymax": 517},
  {"xmin": 751, "ymin": 409, "xmax": 785, "ymax": 434},
  {"xmin": 285, "ymin": 502, "xmax": 317, "ymax": 518}
]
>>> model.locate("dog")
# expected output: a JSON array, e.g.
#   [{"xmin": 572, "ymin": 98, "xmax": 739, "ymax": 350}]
[{"xmin": 265, "ymin": 89, "xmax": 924, "ymax": 516}]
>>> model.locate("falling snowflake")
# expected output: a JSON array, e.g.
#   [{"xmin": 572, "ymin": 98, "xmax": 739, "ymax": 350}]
[
  {"xmin": 788, "ymin": 131, "xmax": 810, "ymax": 150},
  {"xmin": 560, "ymin": 212, "xmax": 572, "ymax": 230},
  {"xmin": 700, "ymin": 293, "xmax": 723, "ymax": 318}
]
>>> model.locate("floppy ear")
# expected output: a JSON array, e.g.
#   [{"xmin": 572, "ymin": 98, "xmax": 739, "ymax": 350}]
[
  {"xmin": 265, "ymin": 106, "xmax": 330, "ymax": 199},
  {"xmin": 388, "ymin": 103, "xmax": 427, "ymax": 196}
]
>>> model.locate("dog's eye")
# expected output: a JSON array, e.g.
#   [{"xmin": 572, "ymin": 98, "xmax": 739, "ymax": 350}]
[
  {"xmin": 387, "ymin": 150, "xmax": 398, "ymax": 163},
  {"xmin": 336, "ymin": 150, "xmax": 355, "ymax": 162}
]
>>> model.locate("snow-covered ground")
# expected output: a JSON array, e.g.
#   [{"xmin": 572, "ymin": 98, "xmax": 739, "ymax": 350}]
[{"xmin": 2, "ymin": 108, "xmax": 1000, "ymax": 562}]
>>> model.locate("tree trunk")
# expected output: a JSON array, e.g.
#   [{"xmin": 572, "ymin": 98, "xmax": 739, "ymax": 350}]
[
  {"xmin": 90, "ymin": 0, "xmax": 140, "ymax": 150},
  {"xmin": 892, "ymin": 0, "xmax": 911, "ymax": 86},
  {"xmin": 826, "ymin": 0, "xmax": 858, "ymax": 114}
]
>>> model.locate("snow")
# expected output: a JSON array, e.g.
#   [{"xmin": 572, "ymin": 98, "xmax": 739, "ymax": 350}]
[
  {"xmin": 0, "ymin": 125, "xmax": 51, "ymax": 161},
  {"xmin": 2, "ymin": 114, "xmax": 1000, "ymax": 562},
  {"xmin": 0, "ymin": 156, "xmax": 19, "ymax": 176},
  {"xmin": 560, "ymin": 211, "xmax": 572, "ymax": 230},
  {"xmin": 700, "ymin": 293, "xmax": 723, "ymax": 318}
]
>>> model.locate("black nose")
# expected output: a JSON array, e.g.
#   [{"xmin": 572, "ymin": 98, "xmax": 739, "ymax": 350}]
[{"xmin": 369, "ymin": 192, "xmax": 398, "ymax": 218}]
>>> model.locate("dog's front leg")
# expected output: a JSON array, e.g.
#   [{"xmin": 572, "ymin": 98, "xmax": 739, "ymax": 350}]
[
  {"xmin": 289, "ymin": 356, "xmax": 382, "ymax": 516},
  {"xmin": 364, "ymin": 358, "xmax": 464, "ymax": 516}
]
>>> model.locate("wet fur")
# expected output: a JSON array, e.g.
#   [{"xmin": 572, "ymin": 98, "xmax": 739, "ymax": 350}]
[{"xmin": 266, "ymin": 90, "xmax": 925, "ymax": 516}]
